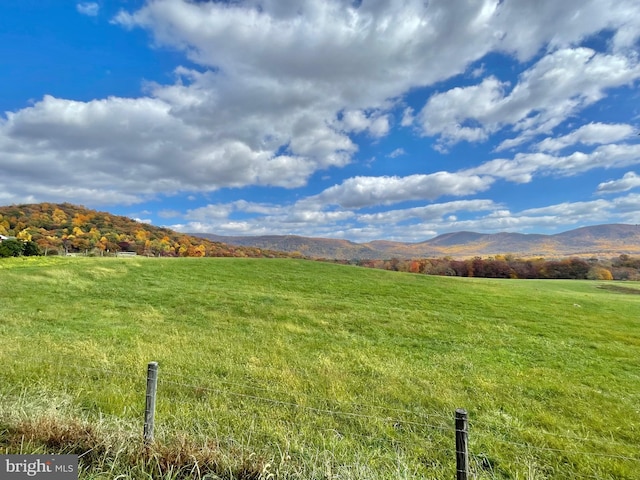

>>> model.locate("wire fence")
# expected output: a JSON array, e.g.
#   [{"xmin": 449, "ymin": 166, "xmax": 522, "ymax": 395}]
[{"xmin": 2, "ymin": 355, "xmax": 639, "ymax": 479}]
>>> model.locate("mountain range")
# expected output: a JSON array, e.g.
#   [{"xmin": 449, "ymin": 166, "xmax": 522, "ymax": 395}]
[
  {"xmin": 1, "ymin": 202, "xmax": 638, "ymax": 259},
  {"xmin": 194, "ymin": 224, "xmax": 640, "ymax": 259}
]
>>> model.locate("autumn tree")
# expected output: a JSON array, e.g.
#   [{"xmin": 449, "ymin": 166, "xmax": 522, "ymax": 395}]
[
  {"xmin": 52, "ymin": 208, "xmax": 68, "ymax": 227},
  {"xmin": 36, "ymin": 235, "xmax": 61, "ymax": 255},
  {"xmin": 587, "ymin": 266, "xmax": 613, "ymax": 280},
  {"xmin": 0, "ymin": 217, "xmax": 10, "ymax": 235},
  {"xmin": 16, "ymin": 228, "xmax": 33, "ymax": 242}
]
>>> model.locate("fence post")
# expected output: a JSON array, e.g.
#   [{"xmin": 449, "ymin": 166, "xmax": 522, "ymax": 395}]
[
  {"xmin": 455, "ymin": 408, "xmax": 469, "ymax": 480},
  {"xmin": 144, "ymin": 361, "xmax": 159, "ymax": 444}
]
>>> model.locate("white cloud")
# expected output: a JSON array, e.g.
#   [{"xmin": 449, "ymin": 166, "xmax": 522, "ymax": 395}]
[
  {"xmin": 77, "ymin": 2, "xmax": 99, "ymax": 17},
  {"xmin": 310, "ymin": 172, "xmax": 494, "ymax": 209},
  {"xmin": 388, "ymin": 148, "xmax": 406, "ymax": 158},
  {"xmin": 184, "ymin": 200, "xmax": 288, "ymax": 222},
  {"xmin": 597, "ymin": 171, "xmax": 640, "ymax": 194},
  {"xmin": 368, "ymin": 116, "xmax": 390, "ymax": 138},
  {"xmin": 170, "ymin": 193, "xmax": 640, "ymax": 242},
  {"xmin": 492, "ymin": 0, "xmax": 640, "ymax": 58},
  {"xmin": 468, "ymin": 144, "xmax": 640, "ymax": 183},
  {"xmin": 400, "ymin": 107, "xmax": 414, "ymax": 127},
  {"xmin": 613, "ymin": 194, "xmax": 640, "ymax": 222},
  {"xmin": 0, "ymin": 90, "xmax": 342, "ymax": 203},
  {"xmin": 520, "ymin": 199, "xmax": 612, "ymax": 218},
  {"xmin": 173, "ymin": 199, "xmax": 357, "ymax": 238},
  {"xmin": 183, "ymin": 204, "xmax": 234, "ymax": 221},
  {"xmin": 340, "ymin": 110, "xmax": 390, "ymax": 138},
  {"xmin": 358, "ymin": 199, "xmax": 498, "ymax": 224},
  {"xmin": 536, "ymin": 123, "xmax": 636, "ymax": 152},
  {"xmin": 431, "ymin": 195, "xmax": 640, "ymax": 234},
  {"xmin": 113, "ymin": 0, "xmax": 504, "ymax": 106},
  {"xmin": 418, "ymin": 76, "xmax": 506, "ymax": 144},
  {"xmin": 418, "ymin": 48, "xmax": 640, "ymax": 149}
]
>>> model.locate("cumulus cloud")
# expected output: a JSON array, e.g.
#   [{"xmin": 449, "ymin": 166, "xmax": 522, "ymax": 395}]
[
  {"xmin": 597, "ymin": 172, "xmax": 640, "ymax": 194},
  {"xmin": 169, "ymin": 193, "xmax": 640, "ymax": 242},
  {"xmin": 309, "ymin": 172, "xmax": 494, "ymax": 209},
  {"xmin": 491, "ymin": 0, "xmax": 640, "ymax": 58},
  {"xmin": 172, "ymin": 199, "xmax": 357, "ymax": 238},
  {"xmin": 468, "ymin": 144, "xmax": 640, "ymax": 183},
  {"xmin": 340, "ymin": 110, "xmax": 390, "ymax": 138},
  {"xmin": 536, "ymin": 123, "xmax": 636, "ymax": 152},
  {"xmin": 113, "ymin": 0, "xmax": 503, "ymax": 106},
  {"xmin": 429, "ymin": 195, "xmax": 640, "ymax": 234},
  {"xmin": 418, "ymin": 48, "xmax": 640, "ymax": 149},
  {"xmin": 0, "ymin": 89, "xmax": 344, "ymax": 203}
]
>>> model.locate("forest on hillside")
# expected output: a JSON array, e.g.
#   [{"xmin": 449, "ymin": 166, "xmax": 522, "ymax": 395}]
[{"xmin": 0, "ymin": 203, "xmax": 292, "ymax": 258}]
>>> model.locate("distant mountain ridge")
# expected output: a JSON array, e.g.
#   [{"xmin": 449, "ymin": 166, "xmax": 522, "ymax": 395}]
[
  {"xmin": 2, "ymin": 202, "xmax": 637, "ymax": 259},
  {"xmin": 194, "ymin": 224, "xmax": 640, "ymax": 259}
]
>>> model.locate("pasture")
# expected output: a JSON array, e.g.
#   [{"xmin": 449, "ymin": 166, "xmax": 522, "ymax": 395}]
[{"xmin": 0, "ymin": 256, "xmax": 639, "ymax": 479}]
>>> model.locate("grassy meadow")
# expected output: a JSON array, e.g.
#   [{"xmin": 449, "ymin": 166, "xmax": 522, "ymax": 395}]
[{"xmin": 0, "ymin": 256, "xmax": 639, "ymax": 479}]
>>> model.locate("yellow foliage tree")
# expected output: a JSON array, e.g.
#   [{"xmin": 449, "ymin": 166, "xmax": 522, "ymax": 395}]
[
  {"xmin": 72, "ymin": 212, "xmax": 93, "ymax": 227},
  {"xmin": 135, "ymin": 229, "xmax": 150, "ymax": 242},
  {"xmin": 52, "ymin": 208, "xmax": 68, "ymax": 225},
  {"xmin": 588, "ymin": 266, "xmax": 613, "ymax": 280},
  {"xmin": 17, "ymin": 228, "xmax": 32, "ymax": 242}
]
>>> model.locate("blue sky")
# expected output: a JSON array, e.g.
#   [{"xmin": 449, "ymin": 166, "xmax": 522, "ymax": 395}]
[{"xmin": 1, "ymin": 0, "xmax": 640, "ymax": 242}]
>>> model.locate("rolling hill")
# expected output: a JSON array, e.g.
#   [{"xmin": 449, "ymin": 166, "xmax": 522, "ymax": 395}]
[
  {"xmin": 0, "ymin": 203, "xmax": 293, "ymax": 258},
  {"xmin": 195, "ymin": 224, "xmax": 640, "ymax": 259}
]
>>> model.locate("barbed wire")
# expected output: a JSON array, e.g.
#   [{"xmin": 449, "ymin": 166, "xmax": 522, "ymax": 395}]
[
  {"xmin": 486, "ymin": 437, "xmax": 640, "ymax": 463},
  {"xmin": 467, "ymin": 418, "xmax": 636, "ymax": 446},
  {"xmin": 5, "ymin": 354, "xmax": 455, "ymax": 423},
  {"xmin": 158, "ymin": 369, "xmax": 454, "ymax": 421},
  {"xmin": 2, "ymin": 355, "xmax": 455, "ymax": 434},
  {"xmin": 158, "ymin": 378, "xmax": 455, "ymax": 433},
  {"xmin": 469, "ymin": 420, "xmax": 636, "ymax": 445},
  {"xmin": 3, "ymin": 354, "xmax": 639, "ymax": 470}
]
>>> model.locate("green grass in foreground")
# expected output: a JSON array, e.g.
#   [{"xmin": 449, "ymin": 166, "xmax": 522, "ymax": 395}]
[{"xmin": 0, "ymin": 256, "xmax": 639, "ymax": 479}]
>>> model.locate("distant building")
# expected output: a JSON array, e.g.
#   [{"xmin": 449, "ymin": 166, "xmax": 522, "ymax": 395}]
[{"xmin": 115, "ymin": 251, "xmax": 137, "ymax": 257}]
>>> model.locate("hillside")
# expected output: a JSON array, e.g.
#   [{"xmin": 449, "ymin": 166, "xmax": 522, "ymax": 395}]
[
  {"xmin": 0, "ymin": 203, "xmax": 293, "ymax": 258},
  {"xmin": 198, "ymin": 233, "xmax": 380, "ymax": 259},
  {"xmin": 197, "ymin": 224, "xmax": 640, "ymax": 259}
]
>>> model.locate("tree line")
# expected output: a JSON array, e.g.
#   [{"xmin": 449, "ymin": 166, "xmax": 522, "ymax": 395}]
[{"xmin": 339, "ymin": 255, "xmax": 640, "ymax": 281}]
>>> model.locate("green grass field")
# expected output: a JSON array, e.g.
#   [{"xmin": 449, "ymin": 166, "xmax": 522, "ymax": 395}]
[{"xmin": 1, "ymin": 256, "xmax": 639, "ymax": 479}]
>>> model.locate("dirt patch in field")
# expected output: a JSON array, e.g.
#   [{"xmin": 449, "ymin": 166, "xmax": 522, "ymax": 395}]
[{"xmin": 596, "ymin": 284, "xmax": 640, "ymax": 295}]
